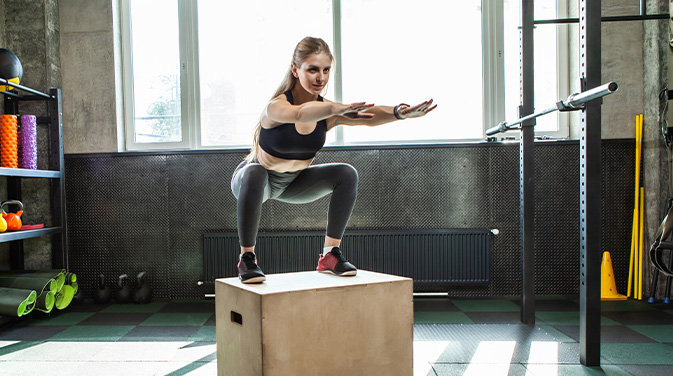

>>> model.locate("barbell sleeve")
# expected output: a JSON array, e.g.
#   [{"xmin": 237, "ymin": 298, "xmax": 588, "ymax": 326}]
[
  {"xmin": 486, "ymin": 121, "xmax": 509, "ymax": 136},
  {"xmin": 565, "ymin": 81, "xmax": 618, "ymax": 108}
]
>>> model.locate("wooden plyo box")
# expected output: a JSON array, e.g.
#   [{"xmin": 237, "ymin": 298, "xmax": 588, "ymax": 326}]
[{"xmin": 216, "ymin": 270, "xmax": 413, "ymax": 376}]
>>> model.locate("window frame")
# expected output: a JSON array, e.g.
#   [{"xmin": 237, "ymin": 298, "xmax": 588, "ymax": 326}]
[{"xmin": 121, "ymin": 0, "xmax": 569, "ymax": 151}]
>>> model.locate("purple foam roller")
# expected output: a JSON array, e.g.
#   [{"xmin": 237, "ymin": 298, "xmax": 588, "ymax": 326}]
[{"xmin": 20, "ymin": 115, "xmax": 36, "ymax": 169}]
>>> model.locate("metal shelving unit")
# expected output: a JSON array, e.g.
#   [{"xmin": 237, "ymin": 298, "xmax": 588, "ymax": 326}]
[{"xmin": 0, "ymin": 82, "xmax": 67, "ymax": 271}]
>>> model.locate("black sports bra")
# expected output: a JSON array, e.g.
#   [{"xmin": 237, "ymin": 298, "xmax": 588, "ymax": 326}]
[{"xmin": 258, "ymin": 91, "xmax": 328, "ymax": 160}]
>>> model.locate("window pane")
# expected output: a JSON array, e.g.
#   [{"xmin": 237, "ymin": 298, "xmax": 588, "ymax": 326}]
[
  {"xmin": 341, "ymin": 0, "xmax": 482, "ymax": 143},
  {"xmin": 130, "ymin": 0, "xmax": 182, "ymax": 143},
  {"xmin": 504, "ymin": 0, "xmax": 558, "ymax": 132},
  {"xmin": 198, "ymin": 0, "xmax": 333, "ymax": 147}
]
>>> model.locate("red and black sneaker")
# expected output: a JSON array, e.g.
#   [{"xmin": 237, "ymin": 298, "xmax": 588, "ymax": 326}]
[
  {"xmin": 317, "ymin": 247, "xmax": 357, "ymax": 276},
  {"xmin": 237, "ymin": 252, "xmax": 266, "ymax": 283}
]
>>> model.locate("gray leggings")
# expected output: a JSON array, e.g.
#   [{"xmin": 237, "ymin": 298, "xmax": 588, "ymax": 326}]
[{"xmin": 231, "ymin": 160, "xmax": 358, "ymax": 247}]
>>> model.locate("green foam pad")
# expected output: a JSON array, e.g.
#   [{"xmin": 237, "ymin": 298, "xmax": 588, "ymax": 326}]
[{"xmin": 0, "ymin": 287, "xmax": 37, "ymax": 317}]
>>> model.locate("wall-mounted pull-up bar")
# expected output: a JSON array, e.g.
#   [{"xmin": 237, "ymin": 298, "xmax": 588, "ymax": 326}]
[{"xmin": 486, "ymin": 82, "xmax": 619, "ymax": 136}]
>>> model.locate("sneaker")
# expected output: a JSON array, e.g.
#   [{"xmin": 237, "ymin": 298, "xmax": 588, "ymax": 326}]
[
  {"xmin": 317, "ymin": 247, "xmax": 357, "ymax": 276},
  {"xmin": 238, "ymin": 252, "xmax": 266, "ymax": 283}
]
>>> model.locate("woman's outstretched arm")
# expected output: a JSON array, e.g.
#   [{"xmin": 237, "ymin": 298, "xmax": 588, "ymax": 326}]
[
  {"xmin": 264, "ymin": 97, "xmax": 374, "ymax": 127},
  {"xmin": 328, "ymin": 99, "xmax": 437, "ymax": 129}
]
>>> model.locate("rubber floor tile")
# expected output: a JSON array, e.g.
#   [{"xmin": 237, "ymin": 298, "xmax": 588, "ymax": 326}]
[
  {"xmin": 451, "ymin": 299, "xmax": 520, "ymax": 312},
  {"xmin": 1, "ymin": 341, "xmax": 111, "ymax": 361},
  {"xmin": 61, "ymin": 301, "xmax": 109, "ymax": 312},
  {"xmin": 139, "ymin": 313, "xmax": 212, "ymax": 326},
  {"xmin": 190, "ymin": 326, "xmax": 216, "ymax": 342},
  {"xmin": 553, "ymin": 325, "xmax": 657, "ymax": 343},
  {"xmin": 413, "ymin": 298, "xmax": 460, "ymax": 312},
  {"xmin": 49, "ymin": 325, "xmax": 135, "ymax": 341},
  {"xmin": 70, "ymin": 360, "xmax": 167, "ymax": 375},
  {"xmin": 600, "ymin": 343, "xmax": 673, "ymax": 365},
  {"xmin": 535, "ymin": 311, "xmax": 620, "ymax": 326},
  {"xmin": 155, "ymin": 360, "xmax": 218, "ymax": 376},
  {"xmin": 600, "ymin": 300, "xmax": 659, "ymax": 312},
  {"xmin": 0, "ymin": 325, "xmax": 68, "ymax": 341},
  {"xmin": 431, "ymin": 362, "xmax": 529, "ymax": 375},
  {"xmin": 89, "ymin": 341, "xmax": 186, "ymax": 362},
  {"xmin": 464, "ymin": 311, "xmax": 522, "ymax": 324},
  {"xmin": 204, "ymin": 314, "xmax": 216, "ymax": 326},
  {"xmin": 0, "ymin": 360, "xmax": 82, "ymax": 375},
  {"xmin": 523, "ymin": 299, "xmax": 580, "ymax": 311},
  {"xmin": 601, "ymin": 310, "xmax": 673, "ymax": 325},
  {"xmin": 627, "ymin": 325, "xmax": 673, "ymax": 343},
  {"xmin": 170, "ymin": 341, "xmax": 216, "ymax": 362},
  {"xmin": 413, "ymin": 311, "xmax": 474, "ymax": 324},
  {"xmin": 618, "ymin": 364, "xmax": 673, "ymax": 376},
  {"xmin": 158, "ymin": 302, "xmax": 215, "ymax": 313},
  {"xmin": 76, "ymin": 312, "xmax": 152, "ymax": 326},
  {"xmin": 100, "ymin": 302, "xmax": 167, "ymax": 314},
  {"xmin": 0, "ymin": 341, "xmax": 41, "ymax": 359},
  {"xmin": 29, "ymin": 312, "xmax": 95, "ymax": 326},
  {"xmin": 119, "ymin": 326, "xmax": 201, "ymax": 342},
  {"xmin": 525, "ymin": 365, "xmax": 630, "ymax": 376}
]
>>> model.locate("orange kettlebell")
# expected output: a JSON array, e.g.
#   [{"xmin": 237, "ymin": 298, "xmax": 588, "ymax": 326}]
[{"xmin": 1, "ymin": 200, "xmax": 23, "ymax": 231}]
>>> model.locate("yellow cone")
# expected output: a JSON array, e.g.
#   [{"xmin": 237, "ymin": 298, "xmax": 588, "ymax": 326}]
[{"xmin": 601, "ymin": 251, "xmax": 627, "ymax": 301}]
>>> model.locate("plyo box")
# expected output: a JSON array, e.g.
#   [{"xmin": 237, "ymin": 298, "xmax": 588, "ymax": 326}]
[{"xmin": 216, "ymin": 270, "xmax": 413, "ymax": 376}]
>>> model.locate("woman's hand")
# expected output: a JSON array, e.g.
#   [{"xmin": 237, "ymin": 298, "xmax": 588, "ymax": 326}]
[
  {"xmin": 398, "ymin": 99, "xmax": 437, "ymax": 119},
  {"xmin": 337, "ymin": 102, "xmax": 376, "ymax": 119}
]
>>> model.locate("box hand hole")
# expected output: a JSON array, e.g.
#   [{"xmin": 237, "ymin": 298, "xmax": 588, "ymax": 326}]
[{"xmin": 231, "ymin": 311, "xmax": 243, "ymax": 325}]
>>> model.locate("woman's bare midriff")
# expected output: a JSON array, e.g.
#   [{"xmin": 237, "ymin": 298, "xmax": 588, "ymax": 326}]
[{"xmin": 256, "ymin": 146, "xmax": 313, "ymax": 173}]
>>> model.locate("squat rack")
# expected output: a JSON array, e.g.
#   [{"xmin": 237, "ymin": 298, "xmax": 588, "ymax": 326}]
[{"xmin": 488, "ymin": 0, "xmax": 668, "ymax": 366}]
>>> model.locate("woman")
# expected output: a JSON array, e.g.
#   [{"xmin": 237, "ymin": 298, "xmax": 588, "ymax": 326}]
[{"xmin": 231, "ymin": 37, "xmax": 436, "ymax": 283}]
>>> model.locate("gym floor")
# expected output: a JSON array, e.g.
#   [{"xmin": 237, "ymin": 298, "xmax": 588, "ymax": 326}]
[{"xmin": 0, "ymin": 296, "xmax": 671, "ymax": 375}]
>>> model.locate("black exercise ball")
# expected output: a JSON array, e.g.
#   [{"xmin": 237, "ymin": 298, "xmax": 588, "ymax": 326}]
[{"xmin": 0, "ymin": 48, "xmax": 22, "ymax": 91}]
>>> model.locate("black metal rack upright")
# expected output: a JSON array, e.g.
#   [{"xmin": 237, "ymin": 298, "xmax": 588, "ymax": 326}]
[
  {"xmin": 516, "ymin": 0, "xmax": 666, "ymax": 366},
  {"xmin": 1, "ymin": 84, "xmax": 67, "ymax": 271}
]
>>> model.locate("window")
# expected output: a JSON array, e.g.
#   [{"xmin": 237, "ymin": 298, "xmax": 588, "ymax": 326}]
[
  {"xmin": 197, "ymin": 0, "xmax": 333, "ymax": 147},
  {"xmin": 503, "ymin": 0, "xmax": 569, "ymax": 137},
  {"xmin": 124, "ymin": 0, "xmax": 182, "ymax": 147},
  {"xmin": 340, "ymin": 0, "xmax": 484, "ymax": 144},
  {"xmin": 121, "ymin": 0, "xmax": 568, "ymax": 151}
]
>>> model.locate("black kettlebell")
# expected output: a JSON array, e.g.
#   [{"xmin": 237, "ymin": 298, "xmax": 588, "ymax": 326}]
[
  {"xmin": 133, "ymin": 271, "xmax": 153, "ymax": 304},
  {"xmin": 115, "ymin": 274, "xmax": 132, "ymax": 304},
  {"xmin": 92, "ymin": 274, "xmax": 112, "ymax": 304}
]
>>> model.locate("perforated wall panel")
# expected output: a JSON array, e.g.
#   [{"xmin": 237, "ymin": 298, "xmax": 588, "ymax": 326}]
[{"xmin": 64, "ymin": 140, "xmax": 634, "ymax": 298}]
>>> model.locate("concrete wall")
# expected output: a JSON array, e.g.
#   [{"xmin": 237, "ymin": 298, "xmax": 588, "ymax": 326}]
[
  {"xmin": 0, "ymin": 0, "xmax": 63, "ymax": 271},
  {"xmin": 59, "ymin": 0, "xmax": 120, "ymax": 154}
]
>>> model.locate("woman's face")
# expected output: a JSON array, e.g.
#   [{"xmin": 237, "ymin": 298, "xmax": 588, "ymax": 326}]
[{"xmin": 292, "ymin": 53, "xmax": 332, "ymax": 96}]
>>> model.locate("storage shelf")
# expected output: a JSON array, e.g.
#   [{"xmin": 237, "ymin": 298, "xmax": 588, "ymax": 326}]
[
  {"xmin": 0, "ymin": 167, "xmax": 60, "ymax": 178},
  {"xmin": 1, "ymin": 87, "xmax": 66, "ymax": 272},
  {"xmin": 0, "ymin": 227, "xmax": 62, "ymax": 243}
]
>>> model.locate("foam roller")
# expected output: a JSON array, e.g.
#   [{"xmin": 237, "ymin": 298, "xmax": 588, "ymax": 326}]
[
  {"xmin": 17, "ymin": 130, "xmax": 22, "ymax": 167},
  {"xmin": 0, "ymin": 114, "xmax": 17, "ymax": 168},
  {"xmin": 20, "ymin": 115, "xmax": 36, "ymax": 169}
]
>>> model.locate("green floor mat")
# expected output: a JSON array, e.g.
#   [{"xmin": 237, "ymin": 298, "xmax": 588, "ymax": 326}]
[
  {"xmin": 0, "ymin": 287, "xmax": 36, "ymax": 316},
  {"xmin": 0, "ymin": 269, "xmax": 77, "ymax": 316}
]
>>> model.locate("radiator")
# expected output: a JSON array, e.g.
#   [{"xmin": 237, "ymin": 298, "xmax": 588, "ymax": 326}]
[{"xmin": 202, "ymin": 229, "xmax": 492, "ymax": 293}]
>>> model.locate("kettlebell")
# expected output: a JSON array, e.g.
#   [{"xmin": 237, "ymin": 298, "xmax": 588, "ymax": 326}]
[
  {"xmin": 1, "ymin": 200, "xmax": 22, "ymax": 231},
  {"xmin": 0, "ymin": 216, "xmax": 6, "ymax": 233},
  {"xmin": 92, "ymin": 274, "xmax": 112, "ymax": 304},
  {"xmin": 115, "ymin": 274, "xmax": 132, "ymax": 304},
  {"xmin": 133, "ymin": 271, "xmax": 153, "ymax": 304}
]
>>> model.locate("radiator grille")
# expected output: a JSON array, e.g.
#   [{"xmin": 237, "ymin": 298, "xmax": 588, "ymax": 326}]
[{"xmin": 203, "ymin": 229, "xmax": 491, "ymax": 293}]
